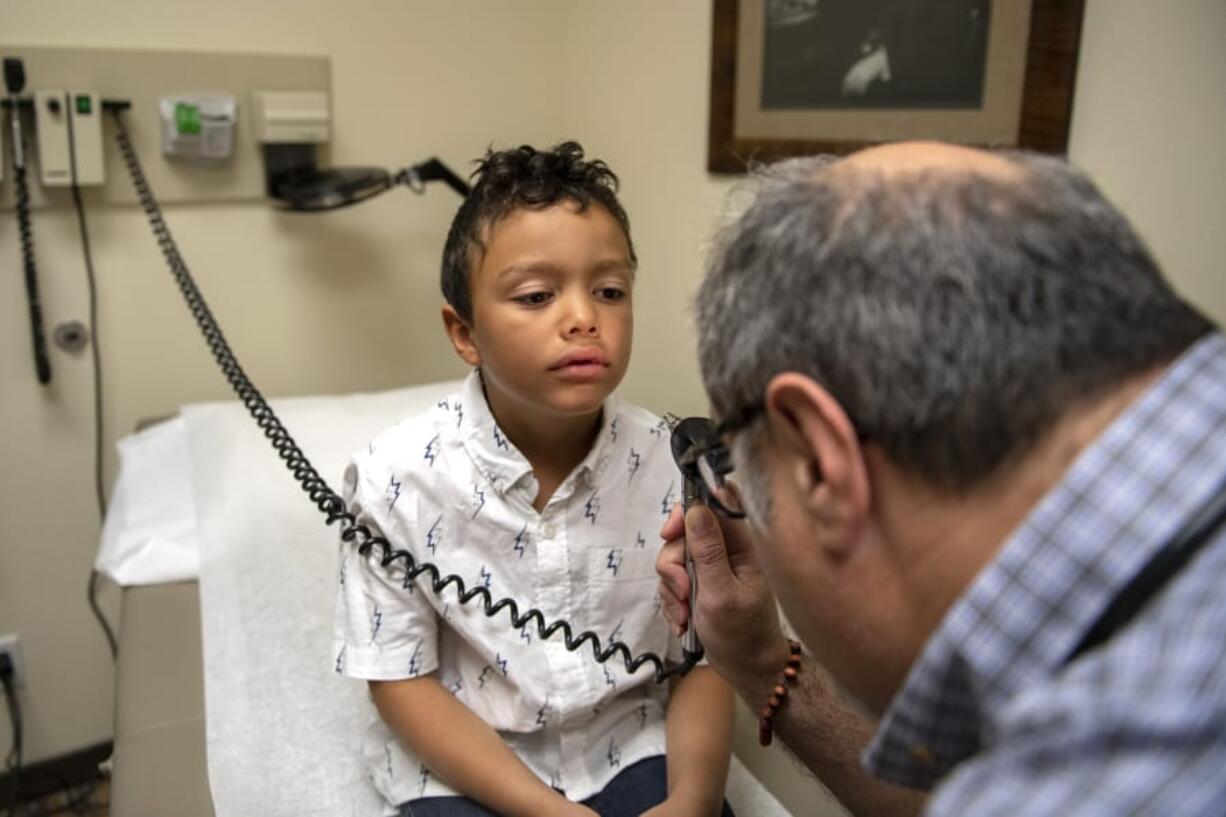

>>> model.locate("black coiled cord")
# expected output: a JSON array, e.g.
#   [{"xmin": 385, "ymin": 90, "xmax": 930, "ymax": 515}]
[
  {"xmin": 110, "ymin": 111, "xmax": 693, "ymax": 684},
  {"xmin": 12, "ymin": 133, "xmax": 52, "ymax": 385}
]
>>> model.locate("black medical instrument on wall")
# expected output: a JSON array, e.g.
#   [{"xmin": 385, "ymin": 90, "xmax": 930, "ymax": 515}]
[
  {"xmin": 110, "ymin": 108, "xmax": 707, "ymax": 682},
  {"xmin": 5, "ymin": 57, "xmax": 52, "ymax": 385},
  {"xmin": 265, "ymin": 144, "xmax": 472, "ymax": 212}
]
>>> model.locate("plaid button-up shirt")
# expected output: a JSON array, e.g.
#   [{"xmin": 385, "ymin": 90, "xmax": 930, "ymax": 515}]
[{"xmin": 865, "ymin": 332, "xmax": 1226, "ymax": 816}]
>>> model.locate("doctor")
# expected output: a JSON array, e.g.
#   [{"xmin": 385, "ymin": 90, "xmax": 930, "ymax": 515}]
[{"xmin": 658, "ymin": 142, "xmax": 1226, "ymax": 816}]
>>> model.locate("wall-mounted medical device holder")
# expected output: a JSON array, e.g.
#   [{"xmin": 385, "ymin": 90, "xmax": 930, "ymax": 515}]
[
  {"xmin": 109, "ymin": 108, "xmax": 699, "ymax": 683},
  {"xmin": 252, "ymin": 90, "xmax": 470, "ymax": 211},
  {"xmin": 159, "ymin": 93, "xmax": 236, "ymax": 162},
  {"xmin": 34, "ymin": 89, "xmax": 105, "ymax": 187}
]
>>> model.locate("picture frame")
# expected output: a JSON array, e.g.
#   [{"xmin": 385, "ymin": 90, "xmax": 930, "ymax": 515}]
[{"xmin": 708, "ymin": 0, "xmax": 1086, "ymax": 173}]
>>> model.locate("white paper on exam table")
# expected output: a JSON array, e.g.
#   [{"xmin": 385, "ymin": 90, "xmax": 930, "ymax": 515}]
[{"xmin": 95, "ymin": 415, "xmax": 201, "ymax": 585}]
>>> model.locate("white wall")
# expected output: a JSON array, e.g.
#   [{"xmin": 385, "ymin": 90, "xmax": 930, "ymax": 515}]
[{"xmin": 2, "ymin": 1, "xmax": 1224, "ymax": 815}]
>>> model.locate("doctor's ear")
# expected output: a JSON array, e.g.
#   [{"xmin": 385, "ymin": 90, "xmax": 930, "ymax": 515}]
[
  {"xmin": 442, "ymin": 305, "xmax": 481, "ymax": 367},
  {"xmin": 763, "ymin": 374, "xmax": 870, "ymax": 540}
]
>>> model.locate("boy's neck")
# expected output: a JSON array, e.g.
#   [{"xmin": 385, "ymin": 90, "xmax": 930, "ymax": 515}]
[{"xmin": 480, "ymin": 378, "xmax": 604, "ymax": 510}]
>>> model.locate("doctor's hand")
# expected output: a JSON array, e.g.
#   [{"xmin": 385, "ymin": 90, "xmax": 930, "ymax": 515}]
[{"xmin": 656, "ymin": 503, "xmax": 788, "ymax": 690}]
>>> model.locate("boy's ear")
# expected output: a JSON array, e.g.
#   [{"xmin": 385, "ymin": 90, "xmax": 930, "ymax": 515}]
[{"xmin": 442, "ymin": 305, "xmax": 481, "ymax": 367}]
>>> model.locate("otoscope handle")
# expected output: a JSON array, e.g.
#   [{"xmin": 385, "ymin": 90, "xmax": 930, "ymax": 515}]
[{"xmin": 681, "ymin": 476, "xmax": 704, "ymax": 663}]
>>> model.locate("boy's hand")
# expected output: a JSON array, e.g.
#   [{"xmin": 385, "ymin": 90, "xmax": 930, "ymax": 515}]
[
  {"xmin": 541, "ymin": 801, "xmax": 599, "ymax": 817},
  {"xmin": 641, "ymin": 794, "xmax": 721, "ymax": 817}
]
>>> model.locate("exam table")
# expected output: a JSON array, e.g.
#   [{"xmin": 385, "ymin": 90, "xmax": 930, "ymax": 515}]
[{"xmin": 100, "ymin": 383, "xmax": 793, "ymax": 816}]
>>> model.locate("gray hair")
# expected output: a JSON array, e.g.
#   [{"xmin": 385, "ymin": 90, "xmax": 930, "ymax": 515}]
[{"xmin": 697, "ymin": 150, "xmax": 1211, "ymax": 493}]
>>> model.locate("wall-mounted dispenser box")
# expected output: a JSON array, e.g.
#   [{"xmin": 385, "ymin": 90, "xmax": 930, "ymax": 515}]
[
  {"xmin": 159, "ymin": 94, "xmax": 236, "ymax": 162},
  {"xmin": 251, "ymin": 90, "xmax": 329, "ymax": 143}
]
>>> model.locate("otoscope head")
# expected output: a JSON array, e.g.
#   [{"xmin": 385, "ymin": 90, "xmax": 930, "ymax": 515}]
[
  {"xmin": 668, "ymin": 416, "xmax": 745, "ymax": 519},
  {"xmin": 669, "ymin": 417, "xmax": 714, "ymax": 478}
]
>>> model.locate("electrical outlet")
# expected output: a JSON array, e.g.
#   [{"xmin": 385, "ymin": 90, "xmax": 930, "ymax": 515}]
[{"xmin": 0, "ymin": 633, "xmax": 23, "ymax": 688}]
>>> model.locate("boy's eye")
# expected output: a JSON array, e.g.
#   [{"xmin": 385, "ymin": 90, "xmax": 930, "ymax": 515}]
[
  {"xmin": 596, "ymin": 287, "xmax": 626, "ymax": 302},
  {"xmin": 513, "ymin": 291, "xmax": 553, "ymax": 306}
]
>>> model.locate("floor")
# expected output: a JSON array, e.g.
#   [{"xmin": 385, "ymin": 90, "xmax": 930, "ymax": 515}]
[{"xmin": 8, "ymin": 777, "xmax": 109, "ymax": 817}]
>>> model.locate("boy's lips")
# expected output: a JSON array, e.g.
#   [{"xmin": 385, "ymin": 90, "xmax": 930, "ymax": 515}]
[{"xmin": 549, "ymin": 348, "xmax": 611, "ymax": 380}]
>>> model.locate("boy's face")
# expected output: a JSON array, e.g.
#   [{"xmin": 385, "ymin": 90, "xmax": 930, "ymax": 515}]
[{"xmin": 443, "ymin": 201, "xmax": 634, "ymax": 427}]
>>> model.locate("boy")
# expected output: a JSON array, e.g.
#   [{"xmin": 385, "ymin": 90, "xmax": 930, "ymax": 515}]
[{"xmin": 334, "ymin": 142, "xmax": 736, "ymax": 817}]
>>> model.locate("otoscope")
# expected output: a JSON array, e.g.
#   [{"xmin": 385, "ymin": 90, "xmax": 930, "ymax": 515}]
[
  {"xmin": 668, "ymin": 417, "xmax": 719, "ymax": 665},
  {"xmin": 5, "ymin": 56, "xmax": 53, "ymax": 384}
]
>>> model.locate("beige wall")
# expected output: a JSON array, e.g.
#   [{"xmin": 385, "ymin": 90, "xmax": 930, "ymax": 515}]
[
  {"xmin": 1, "ymin": 0, "xmax": 566, "ymax": 767},
  {"xmin": 2, "ymin": 0, "xmax": 1225, "ymax": 814}
]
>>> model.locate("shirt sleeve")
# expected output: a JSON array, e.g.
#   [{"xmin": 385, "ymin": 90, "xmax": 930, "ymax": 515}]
[{"xmin": 332, "ymin": 457, "xmax": 440, "ymax": 681}]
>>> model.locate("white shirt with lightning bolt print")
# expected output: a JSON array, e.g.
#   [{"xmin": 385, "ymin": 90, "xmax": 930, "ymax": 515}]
[{"xmin": 334, "ymin": 371, "xmax": 683, "ymax": 810}]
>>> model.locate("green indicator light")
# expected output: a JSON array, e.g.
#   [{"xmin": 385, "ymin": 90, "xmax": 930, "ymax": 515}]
[{"xmin": 75, "ymin": 94, "xmax": 92, "ymax": 115}]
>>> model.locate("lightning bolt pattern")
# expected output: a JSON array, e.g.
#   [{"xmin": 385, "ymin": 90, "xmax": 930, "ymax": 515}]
[
  {"xmin": 471, "ymin": 483, "xmax": 486, "ymax": 519},
  {"xmin": 423, "ymin": 434, "xmax": 440, "ymax": 467},
  {"xmin": 661, "ymin": 482, "xmax": 675, "ymax": 516},
  {"xmin": 606, "ymin": 548, "xmax": 623, "ymax": 577},
  {"xmin": 369, "ymin": 604, "xmax": 383, "ymax": 645},
  {"xmin": 426, "ymin": 516, "xmax": 443, "ymax": 555},
  {"xmin": 385, "ymin": 475, "xmax": 403, "ymax": 511},
  {"xmin": 535, "ymin": 696, "xmax": 552, "ymax": 727},
  {"xmin": 513, "ymin": 525, "xmax": 528, "ymax": 559},
  {"xmin": 584, "ymin": 491, "xmax": 601, "ymax": 525}
]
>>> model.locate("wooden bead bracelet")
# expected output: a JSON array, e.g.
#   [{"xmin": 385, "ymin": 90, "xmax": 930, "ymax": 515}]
[{"xmin": 758, "ymin": 640, "xmax": 803, "ymax": 747}]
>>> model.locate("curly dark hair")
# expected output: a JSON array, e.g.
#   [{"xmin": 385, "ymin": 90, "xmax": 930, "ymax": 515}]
[{"xmin": 440, "ymin": 141, "xmax": 636, "ymax": 323}]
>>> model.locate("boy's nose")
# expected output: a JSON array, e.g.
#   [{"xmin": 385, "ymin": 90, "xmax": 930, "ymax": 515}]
[
  {"xmin": 564, "ymin": 296, "xmax": 600, "ymax": 337},
  {"xmin": 567, "ymin": 319, "xmax": 599, "ymax": 337}
]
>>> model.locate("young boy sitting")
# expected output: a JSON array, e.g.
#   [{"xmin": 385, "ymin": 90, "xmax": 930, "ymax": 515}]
[{"xmin": 334, "ymin": 142, "xmax": 736, "ymax": 817}]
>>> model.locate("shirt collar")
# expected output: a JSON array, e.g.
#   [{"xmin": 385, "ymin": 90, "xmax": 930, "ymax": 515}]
[
  {"xmin": 864, "ymin": 332, "xmax": 1226, "ymax": 790},
  {"xmin": 457, "ymin": 369, "xmax": 623, "ymax": 498}
]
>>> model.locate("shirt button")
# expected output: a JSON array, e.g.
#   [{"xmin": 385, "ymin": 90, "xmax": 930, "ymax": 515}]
[{"xmin": 542, "ymin": 524, "xmax": 557, "ymax": 539}]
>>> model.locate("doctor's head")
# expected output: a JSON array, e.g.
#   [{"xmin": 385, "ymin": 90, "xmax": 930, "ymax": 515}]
[
  {"xmin": 696, "ymin": 141, "xmax": 1210, "ymax": 712},
  {"xmin": 441, "ymin": 142, "xmax": 638, "ymax": 428}
]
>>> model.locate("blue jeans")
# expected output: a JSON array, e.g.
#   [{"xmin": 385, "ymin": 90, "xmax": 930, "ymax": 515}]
[{"xmin": 397, "ymin": 755, "xmax": 736, "ymax": 817}]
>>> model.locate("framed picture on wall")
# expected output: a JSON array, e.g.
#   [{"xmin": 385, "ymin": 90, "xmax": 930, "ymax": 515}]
[{"xmin": 708, "ymin": 0, "xmax": 1086, "ymax": 172}]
